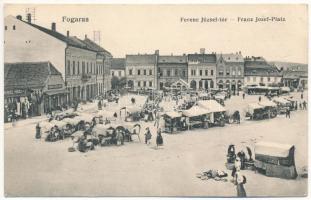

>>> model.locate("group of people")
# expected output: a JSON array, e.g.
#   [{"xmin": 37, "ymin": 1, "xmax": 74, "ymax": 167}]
[{"xmin": 144, "ymin": 127, "xmax": 163, "ymax": 148}]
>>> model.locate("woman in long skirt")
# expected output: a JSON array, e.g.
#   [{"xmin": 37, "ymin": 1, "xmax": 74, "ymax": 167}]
[{"xmin": 234, "ymin": 170, "xmax": 247, "ymax": 197}]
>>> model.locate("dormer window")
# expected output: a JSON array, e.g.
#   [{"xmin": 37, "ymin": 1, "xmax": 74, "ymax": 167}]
[{"xmin": 13, "ymin": 25, "xmax": 16, "ymax": 30}]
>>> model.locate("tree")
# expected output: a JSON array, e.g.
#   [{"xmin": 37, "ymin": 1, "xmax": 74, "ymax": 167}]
[
  {"xmin": 111, "ymin": 76, "xmax": 119, "ymax": 90},
  {"xmin": 118, "ymin": 77, "xmax": 127, "ymax": 89}
]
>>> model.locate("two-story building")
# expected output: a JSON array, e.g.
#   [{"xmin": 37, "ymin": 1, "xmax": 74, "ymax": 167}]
[
  {"xmin": 188, "ymin": 49, "xmax": 217, "ymax": 91},
  {"xmin": 83, "ymin": 37, "xmax": 113, "ymax": 95},
  {"xmin": 111, "ymin": 58, "xmax": 126, "ymax": 78},
  {"xmin": 157, "ymin": 55, "xmax": 188, "ymax": 90},
  {"xmin": 4, "ymin": 14, "xmax": 112, "ymax": 103},
  {"xmin": 216, "ymin": 52, "xmax": 244, "ymax": 93},
  {"xmin": 244, "ymin": 56, "xmax": 282, "ymax": 86},
  {"xmin": 125, "ymin": 53, "xmax": 157, "ymax": 90}
]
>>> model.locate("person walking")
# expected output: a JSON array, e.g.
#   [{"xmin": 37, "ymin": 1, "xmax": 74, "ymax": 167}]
[
  {"xmin": 242, "ymin": 93, "xmax": 245, "ymax": 99},
  {"xmin": 258, "ymin": 96, "xmax": 262, "ymax": 102},
  {"xmin": 144, "ymin": 127, "xmax": 152, "ymax": 145},
  {"xmin": 301, "ymin": 92, "xmax": 303, "ymax": 100},
  {"xmin": 156, "ymin": 128, "xmax": 163, "ymax": 148},
  {"xmin": 234, "ymin": 169, "xmax": 247, "ymax": 197},
  {"xmin": 287, "ymin": 108, "xmax": 291, "ymax": 119},
  {"xmin": 303, "ymin": 101, "xmax": 307, "ymax": 110}
]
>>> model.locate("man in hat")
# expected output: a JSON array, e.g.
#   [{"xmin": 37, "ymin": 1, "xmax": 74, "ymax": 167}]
[{"xmin": 144, "ymin": 127, "xmax": 152, "ymax": 145}]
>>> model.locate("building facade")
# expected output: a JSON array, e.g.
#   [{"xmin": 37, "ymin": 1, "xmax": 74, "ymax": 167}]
[
  {"xmin": 244, "ymin": 56, "xmax": 282, "ymax": 86},
  {"xmin": 282, "ymin": 65, "xmax": 308, "ymax": 89},
  {"xmin": 188, "ymin": 49, "xmax": 216, "ymax": 90},
  {"xmin": 4, "ymin": 15, "xmax": 112, "ymax": 103},
  {"xmin": 111, "ymin": 58, "xmax": 126, "ymax": 78},
  {"xmin": 157, "ymin": 55, "xmax": 188, "ymax": 90},
  {"xmin": 4, "ymin": 62, "xmax": 68, "ymax": 119},
  {"xmin": 125, "ymin": 54, "xmax": 157, "ymax": 90},
  {"xmin": 216, "ymin": 53, "xmax": 244, "ymax": 92}
]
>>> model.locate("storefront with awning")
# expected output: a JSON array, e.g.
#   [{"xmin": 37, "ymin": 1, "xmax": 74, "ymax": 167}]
[{"xmin": 4, "ymin": 62, "xmax": 68, "ymax": 120}]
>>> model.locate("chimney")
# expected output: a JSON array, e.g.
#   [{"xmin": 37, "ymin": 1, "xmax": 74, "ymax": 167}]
[
  {"xmin": 51, "ymin": 22, "xmax": 56, "ymax": 31},
  {"xmin": 200, "ymin": 48, "xmax": 205, "ymax": 54},
  {"xmin": 155, "ymin": 50, "xmax": 159, "ymax": 55},
  {"xmin": 66, "ymin": 30, "xmax": 69, "ymax": 37},
  {"xmin": 16, "ymin": 15, "xmax": 22, "ymax": 20},
  {"xmin": 85, "ymin": 34, "xmax": 87, "ymax": 39},
  {"xmin": 27, "ymin": 13, "xmax": 31, "ymax": 23}
]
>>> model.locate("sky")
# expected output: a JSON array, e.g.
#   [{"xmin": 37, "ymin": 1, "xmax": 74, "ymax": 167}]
[{"xmin": 4, "ymin": 4, "xmax": 308, "ymax": 63}]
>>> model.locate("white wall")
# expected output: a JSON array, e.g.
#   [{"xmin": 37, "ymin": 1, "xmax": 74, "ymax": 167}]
[
  {"xmin": 244, "ymin": 76, "xmax": 282, "ymax": 85},
  {"xmin": 4, "ymin": 15, "xmax": 66, "ymax": 78}
]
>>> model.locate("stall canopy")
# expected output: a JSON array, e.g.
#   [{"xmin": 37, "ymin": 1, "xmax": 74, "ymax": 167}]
[
  {"xmin": 255, "ymin": 141, "xmax": 294, "ymax": 158},
  {"xmin": 163, "ymin": 111, "xmax": 182, "ymax": 118},
  {"xmin": 122, "ymin": 106, "xmax": 142, "ymax": 113},
  {"xmin": 197, "ymin": 100, "xmax": 226, "ymax": 113},
  {"xmin": 273, "ymin": 97, "xmax": 290, "ymax": 105},
  {"xmin": 280, "ymin": 87, "xmax": 291, "ymax": 92},
  {"xmin": 259, "ymin": 100, "xmax": 277, "ymax": 107},
  {"xmin": 182, "ymin": 105, "xmax": 209, "ymax": 117}
]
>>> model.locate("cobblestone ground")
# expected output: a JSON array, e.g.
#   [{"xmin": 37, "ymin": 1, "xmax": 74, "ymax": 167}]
[{"xmin": 4, "ymin": 92, "xmax": 308, "ymax": 197}]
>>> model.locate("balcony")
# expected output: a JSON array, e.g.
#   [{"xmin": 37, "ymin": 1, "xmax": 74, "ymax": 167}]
[{"xmin": 81, "ymin": 74, "xmax": 92, "ymax": 82}]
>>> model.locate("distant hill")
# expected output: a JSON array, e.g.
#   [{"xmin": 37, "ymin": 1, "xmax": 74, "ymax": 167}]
[{"xmin": 269, "ymin": 61, "xmax": 308, "ymax": 71}]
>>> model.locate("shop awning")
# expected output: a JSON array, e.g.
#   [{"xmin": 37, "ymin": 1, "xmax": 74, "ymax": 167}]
[{"xmin": 44, "ymin": 88, "xmax": 69, "ymax": 96}]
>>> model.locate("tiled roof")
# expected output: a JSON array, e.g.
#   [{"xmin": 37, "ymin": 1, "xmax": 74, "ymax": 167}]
[
  {"xmin": 4, "ymin": 61, "xmax": 62, "ymax": 90},
  {"xmin": 126, "ymin": 54, "xmax": 157, "ymax": 65},
  {"xmin": 188, "ymin": 54, "xmax": 216, "ymax": 63},
  {"xmin": 283, "ymin": 70, "xmax": 308, "ymax": 79},
  {"xmin": 244, "ymin": 60, "xmax": 282, "ymax": 76},
  {"xmin": 111, "ymin": 58, "xmax": 125, "ymax": 70},
  {"xmin": 217, "ymin": 53, "xmax": 244, "ymax": 63},
  {"xmin": 22, "ymin": 20, "xmax": 112, "ymax": 55},
  {"xmin": 158, "ymin": 55, "xmax": 187, "ymax": 63},
  {"xmin": 83, "ymin": 38, "xmax": 112, "ymax": 56}
]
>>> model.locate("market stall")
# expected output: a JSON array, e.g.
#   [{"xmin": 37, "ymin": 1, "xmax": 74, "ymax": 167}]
[
  {"xmin": 197, "ymin": 100, "xmax": 226, "ymax": 127},
  {"xmin": 182, "ymin": 105, "xmax": 210, "ymax": 129},
  {"xmin": 162, "ymin": 111, "xmax": 183, "ymax": 133}
]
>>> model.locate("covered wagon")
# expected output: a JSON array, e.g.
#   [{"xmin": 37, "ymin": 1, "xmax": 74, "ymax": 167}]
[{"xmin": 254, "ymin": 142, "xmax": 297, "ymax": 179}]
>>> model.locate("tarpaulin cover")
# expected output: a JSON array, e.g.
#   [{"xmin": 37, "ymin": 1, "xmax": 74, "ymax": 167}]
[
  {"xmin": 182, "ymin": 105, "xmax": 210, "ymax": 117},
  {"xmin": 259, "ymin": 101, "xmax": 277, "ymax": 107},
  {"xmin": 198, "ymin": 100, "xmax": 226, "ymax": 113}
]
